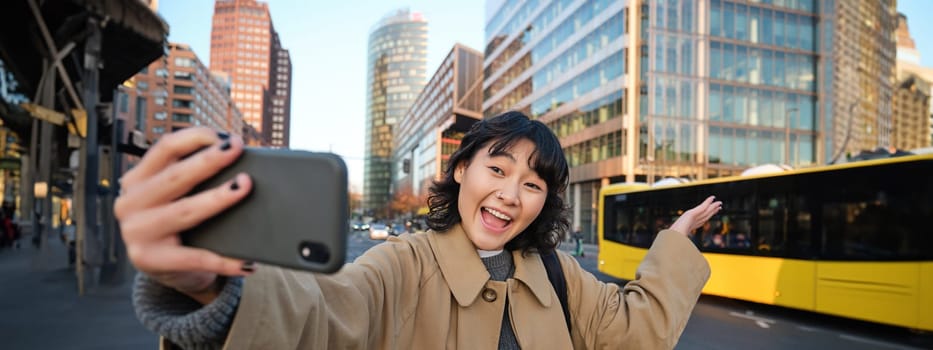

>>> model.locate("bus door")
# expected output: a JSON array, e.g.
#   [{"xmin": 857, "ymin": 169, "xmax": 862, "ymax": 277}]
[{"xmin": 756, "ymin": 176, "xmax": 817, "ymax": 310}]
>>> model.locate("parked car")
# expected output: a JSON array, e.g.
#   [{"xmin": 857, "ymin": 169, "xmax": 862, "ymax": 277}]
[{"xmin": 369, "ymin": 223, "xmax": 389, "ymax": 240}]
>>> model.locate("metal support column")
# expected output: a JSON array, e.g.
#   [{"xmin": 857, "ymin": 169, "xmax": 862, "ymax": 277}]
[
  {"xmin": 37, "ymin": 65, "xmax": 54, "ymax": 262},
  {"xmin": 99, "ymin": 110, "xmax": 126, "ymax": 285},
  {"xmin": 76, "ymin": 17, "xmax": 102, "ymax": 295}
]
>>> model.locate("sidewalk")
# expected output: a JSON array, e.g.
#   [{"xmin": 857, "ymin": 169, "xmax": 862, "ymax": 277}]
[
  {"xmin": 0, "ymin": 236, "xmax": 157, "ymax": 349},
  {"xmin": 556, "ymin": 239, "xmax": 599, "ymax": 257}
]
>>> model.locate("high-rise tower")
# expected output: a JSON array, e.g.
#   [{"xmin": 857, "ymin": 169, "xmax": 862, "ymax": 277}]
[
  {"xmin": 211, "ymin": 0, "xmax": 291, "ymax": 146},
  {"xmin": 363, "ymin": 8, "xmax": 427, "ymax": 215}
]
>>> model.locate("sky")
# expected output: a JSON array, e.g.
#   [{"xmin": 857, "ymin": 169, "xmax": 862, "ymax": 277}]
[
  {"xmin": 158, "ymin": 0, "xmax": 485, "ymax": 192},
  {"xmin": 158, "ymin": 0, "xmax": 933, "ymax": 191}
]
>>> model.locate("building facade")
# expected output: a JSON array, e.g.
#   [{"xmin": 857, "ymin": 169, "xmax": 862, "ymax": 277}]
[
  {"xmin": 895, "ymin": 14, "xmax": 933, "ymax": 150},
  {"xmin": 264, "ymin": 31, "xmax": 291, "ymax": 147},
  {"xmin": 895, "ymin": 13, "xmax": 921, "ymax": 65},
  {"xmin": 892, "ymin": 73, "xmax": 931, "ymax": 150},
  {"xmin": 211, "ymin": 0, "xmax": 291, "ymax": 146},
  {"xmin": 392, "ymin": 44, "xmax": 483, "ymax": 210},
  {"xmin": 824, "ymin": 0, "xmax": 897, "ymax": 162},
  {"xmin": 364, "ymin": 8, "xmax": 427, "ymax": 216},
  {"xmin": 483, "ymin": 0, "xmax": 895, "ymax": 241},
  {"xmin": 118, "ymin": 43, "xmax": 248, "ymax": 144}
]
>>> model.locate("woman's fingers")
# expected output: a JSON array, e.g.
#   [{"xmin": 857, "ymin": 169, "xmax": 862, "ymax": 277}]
[
  {"xmin": 116, "ymin": 137, "xmax": 244, "ymax": 217},
  {"xmin": 119, "ymin": 173, "xmax": 252, "ymax": 241},
  {"xmin": 671, "ymin": 196, "xmax": 723, "ymax": 235},
  {"xmin": 119, "ymin": 127, "xmax": 226, "ymax": 192},
  {"xmin": 130, "ymin": 241, "xmax": 250, "ymax": 278}
]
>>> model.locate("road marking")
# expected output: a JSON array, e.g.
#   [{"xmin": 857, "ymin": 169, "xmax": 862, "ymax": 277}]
[
  {"xmin": 728, "ymin": 311, "xmax": 776, "ymax": 329},
  {"xmin": 797, "ymin": 325, "xmax": 821, "ymax": 332},
  {"xmin": 838, "ymin": 334, "xmax": 916, "ymax": 349}
]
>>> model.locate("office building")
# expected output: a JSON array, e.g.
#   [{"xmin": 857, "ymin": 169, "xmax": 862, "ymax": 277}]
[
  {"xmin": 118, "ymin": 43, "xmax": 247, "ymax": 144},
  {"xmin": 892, "ymin": 73, "xmax": 931, "ymax": 150},
  {"xmin": 392, "ymin": 44, "xmax": 483, "ymax": 212},
  {"xmin": 895, "ymin": 14, "xmax": 933, "ymax": 149},
  {"xmin": 895, "ymin": 13, "xmax": 921, "ymax": 65},
  {"xmin": 363, "ymin": 8, "xmax": 427, "ymax": 215},
  {"xmin": 824, "ymin": 0, "xmax": 897, "ymax": 162},
  {"xmin": 264, "ymin": 31, "xmax": 291, "ymax": 147},
  {"xmin": 483, "ymin": 0, "xmax": 896, "ymax": 239},
  {"xmin": 211, "ymin": 0, "xmax": 292, "ymax": 146}
]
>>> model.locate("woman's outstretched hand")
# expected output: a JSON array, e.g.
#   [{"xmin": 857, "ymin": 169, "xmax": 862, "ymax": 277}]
[
  {"xmin": 114, "ymin": 127, "xmax": 255, "ymax": 304},
  {"xmin": 669, "ymin": 196, "xmax": 723, "ymax": 237}
]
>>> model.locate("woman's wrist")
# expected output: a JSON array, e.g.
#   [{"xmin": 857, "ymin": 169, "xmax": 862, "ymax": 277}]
[{"xmin": 182, "ymin": 277, "xmax": 226, "ymax": 305}]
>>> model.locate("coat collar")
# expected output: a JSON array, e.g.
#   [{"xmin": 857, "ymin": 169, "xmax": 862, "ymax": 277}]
[{"xmin": 429, "ymin": 224, "xmax": 553, "ymax": 308}]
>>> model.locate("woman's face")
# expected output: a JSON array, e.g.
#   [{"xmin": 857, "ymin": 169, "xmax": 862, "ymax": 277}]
[{"xmin": 454, "ymin": 138, "xmax": 548, "ymax": 251}]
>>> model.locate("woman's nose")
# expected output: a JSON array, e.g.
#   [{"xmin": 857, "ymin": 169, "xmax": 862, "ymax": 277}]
[{"xmin": 497, "ymin": 188, "xmax": 520, "ymax": 205}]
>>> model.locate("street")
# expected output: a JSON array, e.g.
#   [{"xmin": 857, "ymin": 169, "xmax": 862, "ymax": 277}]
[
  {"xmin": 349, "ymin": 232, "xmax": 933, "ymax": 350},
  {"xmin": 0, "ymin": 232, "xmax": 930, "ymax": 349}
]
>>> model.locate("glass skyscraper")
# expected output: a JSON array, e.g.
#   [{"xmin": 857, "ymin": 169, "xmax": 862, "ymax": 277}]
[
  {"xmin": 483, "ymin": 0, "xmax": 895, "ymax": 240},
  {"xmin": 364, "ymin": 9, "xmax": 427, "ymax": 215}
]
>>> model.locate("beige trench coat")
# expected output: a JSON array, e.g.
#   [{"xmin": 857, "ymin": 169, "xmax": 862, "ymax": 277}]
[{"xmin": 165, "ymin": 224, "xmax": 710, "ymax": 349}]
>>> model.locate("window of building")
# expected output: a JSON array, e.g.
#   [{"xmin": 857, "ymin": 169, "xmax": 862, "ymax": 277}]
[
  {"xmin": 174, "ymin": 85, "xmax": 194, "ymax": 94},
  {"xmin": 172, "ymin": 113, "xmax": 192, "ymax": 123},
  {"xmin": 135, "ymin": 97, "xmax": 147, "ymax": 130}
]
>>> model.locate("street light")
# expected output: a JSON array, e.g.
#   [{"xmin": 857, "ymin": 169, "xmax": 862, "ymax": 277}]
[
  {"xmin": 829, "ymin": 100, "xmax": 859, "ymax": 164},
  {"xmin": 785, "ymin": 107, "xmax": 798, "ymax": 166},
  {"xmin": 829, "ymin": 66, "xmax": 865, "ymax": 164}
]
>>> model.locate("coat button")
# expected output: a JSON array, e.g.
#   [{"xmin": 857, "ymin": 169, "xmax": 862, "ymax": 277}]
[{"xmin": 482, "ymin": 288, "xmax": 497, "ymax": 302}]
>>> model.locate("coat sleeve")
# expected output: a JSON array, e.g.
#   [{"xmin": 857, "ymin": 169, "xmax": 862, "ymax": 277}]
[
  {"xmin": 220, "ymin": 236, "xmax": 427, "ymax": 349},
  {"xmin": 564, "ymin": 229, "xmax": 711, "ymax": 350}
]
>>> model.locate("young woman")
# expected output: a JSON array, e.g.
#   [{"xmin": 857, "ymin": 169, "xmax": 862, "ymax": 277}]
[{"xmin": 117, "ymin": 111, "xmax": 720, "ymax": 349}]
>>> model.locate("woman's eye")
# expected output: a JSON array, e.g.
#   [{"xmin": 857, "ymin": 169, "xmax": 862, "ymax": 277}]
[
  {"xmin": 526, "ymin": 183, "xmax": 542, "ymax": 191},
  {"xmin": 489, "ymin": 166, "xmax": 504, "ymax": 175}
]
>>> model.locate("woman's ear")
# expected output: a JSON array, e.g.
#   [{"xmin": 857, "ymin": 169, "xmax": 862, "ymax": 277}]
[{"xmin": 453, "ymin": 162, "xmax": 466, "ymax": 184}]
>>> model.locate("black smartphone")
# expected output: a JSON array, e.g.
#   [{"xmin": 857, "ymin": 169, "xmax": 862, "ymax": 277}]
[{"xmin": 181, "ymin": 147, "xmax": 348, "ymax": 273}]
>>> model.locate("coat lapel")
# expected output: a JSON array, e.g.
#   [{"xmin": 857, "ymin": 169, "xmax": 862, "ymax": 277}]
[
  {"xmin": 511, "ymin": 250, "xmax": 554, "ymax": 308},
  {"xmin": 429, "ymin": 224, "xmax": 490, "ymax": 307}
]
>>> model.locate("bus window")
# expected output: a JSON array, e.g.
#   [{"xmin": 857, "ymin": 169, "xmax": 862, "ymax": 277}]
[
  {"xmin": 820, "ymin": 162, "xmax": 931, "ymax": 261},
  {"xmin": 729, "ymin": 217, "xmax": 752, "ymax": 249},
  {"xmin": 631, "ymin": 209, "xmax": 651, "ymax": 247},
  {"xmin": 787, "ymin": 193, "xmax": 814, "ymax": 258},
  {"xmin": 603, "ymin": 197, "xmax": 625, "ymax": 243},
  {"xmin": 757, "ymin": 195, "xmax": 786, "ymax": 255}
]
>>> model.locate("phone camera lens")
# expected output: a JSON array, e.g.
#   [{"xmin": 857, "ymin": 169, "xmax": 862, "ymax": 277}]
[{"xmin": 298, "ymin": 241, "xmax": 331, "ymax": 264}]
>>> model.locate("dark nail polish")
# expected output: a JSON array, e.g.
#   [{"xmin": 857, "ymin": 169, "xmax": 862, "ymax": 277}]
[
  {"xmin": 220, "ymin": 140, "xmax": 231, "ymax": 151},
  {"xmin": 217, "ymin": 132, "xmax": 230, "ymax": 140},
  {"xmin": 230, "ymin": 180, "xmax": 240, "ymax": 191},
  {"xmin": 241, "ymin": 261, "xmax": 255, "ymax": 273}
]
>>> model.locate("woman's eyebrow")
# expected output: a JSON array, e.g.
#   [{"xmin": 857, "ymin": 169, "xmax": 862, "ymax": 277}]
[{"xmin": 488, "ymin": 150, "xmax": 517, "ymax": 163}]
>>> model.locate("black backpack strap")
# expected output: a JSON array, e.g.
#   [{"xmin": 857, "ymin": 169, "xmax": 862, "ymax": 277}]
[{"xmin": 541, "ymin": 250, "xmax": 572, "ymax": 335}]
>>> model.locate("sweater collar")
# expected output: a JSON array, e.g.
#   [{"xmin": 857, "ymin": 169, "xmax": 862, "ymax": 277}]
[{"xmin": 429, "ymin": 223, "xmax": 553, "ymax": 308}]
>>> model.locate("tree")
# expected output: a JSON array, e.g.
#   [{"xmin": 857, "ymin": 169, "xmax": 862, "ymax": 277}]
[
  {"xmin": 389, "ymin": 186, "xmax": 422, "ymax": 218},
  {"xmin": 348, "ymin": 189, "xmax": 362, "ymax": 217}
]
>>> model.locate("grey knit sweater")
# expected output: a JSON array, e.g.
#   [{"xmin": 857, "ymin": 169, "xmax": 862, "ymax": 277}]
[
  {"xmin": 133, "ymin": 251, "xmax": 520, "ymax": 349},
  {"xmin": 133, "ymin": 274, "xmax": 242, "ymax": 349}
]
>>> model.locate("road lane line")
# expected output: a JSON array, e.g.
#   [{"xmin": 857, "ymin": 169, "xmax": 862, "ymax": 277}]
[
  {"xmin": 838, "ymin": 334, "xmax": 918, "ymax": 350},
  {"xmin": 728, "ymin": 311, "xmax": 776, "ymax": 329}
]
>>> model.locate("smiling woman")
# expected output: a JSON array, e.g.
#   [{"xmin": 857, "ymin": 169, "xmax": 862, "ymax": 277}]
[
  {"xmin": 428, "ymin": 112, "xmax": 570, "ymax": 254},
  {"xmin": 121, "ymin": 111, "xmax": 720, "ymax": 349}
]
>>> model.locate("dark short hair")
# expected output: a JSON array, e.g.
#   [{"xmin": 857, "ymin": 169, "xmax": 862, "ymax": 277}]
[{"xmin": 427, "ymin": 111, "xmax": 571, "ymax": 254}]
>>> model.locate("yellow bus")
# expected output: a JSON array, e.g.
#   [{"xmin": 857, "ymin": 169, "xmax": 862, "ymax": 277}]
[{"xmin": 597, "ymin": 154, "xmax": 933, "ymax": 331}]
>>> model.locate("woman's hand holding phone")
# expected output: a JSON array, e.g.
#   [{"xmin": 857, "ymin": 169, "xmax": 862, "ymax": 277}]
[{"xmin": 114, "ymin": 127, "xmax": 254, "ymax": 304}]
